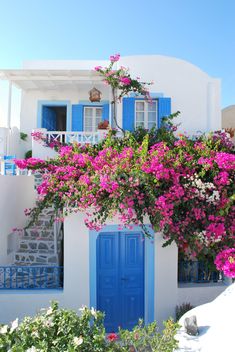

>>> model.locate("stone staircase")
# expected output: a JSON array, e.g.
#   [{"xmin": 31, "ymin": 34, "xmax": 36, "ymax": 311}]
[
  {"xmin": 13, "ymin": 207, "xmax": 63, "ymax": 266},
  {"xmin": 0, "ymin": 207, "xmax": 63, "ymax": 289}
]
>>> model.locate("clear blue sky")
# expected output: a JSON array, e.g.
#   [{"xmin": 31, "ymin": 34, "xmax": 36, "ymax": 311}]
[{"xmin": 0, "ymin": 0, "xmax": 234, "ymax": 107}]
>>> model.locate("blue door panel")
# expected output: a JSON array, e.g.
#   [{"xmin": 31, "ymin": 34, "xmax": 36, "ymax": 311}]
[
  {"xmin": 97, "ymin": 231, "xmax": 144, "ymax": 332},
  {"xmin": 122, "ymin": 290, "xmax": 144, "ymax": 330},
  {"xmin": 120, "ymin": 233, "xmax": 144, "ymax": 329},
  {"xmin": 42, "ymin": 106, "xmax": 57, "ymax": 130},
  {"xmin": 97, "ymin": 233, "xmax": 120, "ymax": 331}
]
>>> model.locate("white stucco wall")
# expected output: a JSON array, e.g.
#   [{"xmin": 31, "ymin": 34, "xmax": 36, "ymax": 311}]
[
  {"xmin": 177, "ymin": 283, "xmax": 227, "ymax": 307},
  {"xmin": 155, "ymin": 234, "xmax": 178, "ymax": 324},
  {"xmin": 0, "ymin": 176, "xmax": 36, "ymax": 265}
]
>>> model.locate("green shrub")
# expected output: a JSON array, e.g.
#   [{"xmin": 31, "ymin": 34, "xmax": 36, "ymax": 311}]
[
  {"xmin": 118, "ymin": 319, "xmax": 179, "ymax": 352},
  {"xmin": 175, "ymin": 302, "xmax": 194, "ymax": 321},
  {"xmin": 0, "ymin": 302, "xmax": 107, "ymax": 352},
  {"xmin": 0, "ymin": 303, "xmax": 179, "ymax": 352}
]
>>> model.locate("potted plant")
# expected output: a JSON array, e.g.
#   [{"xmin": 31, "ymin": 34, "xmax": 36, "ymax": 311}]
[
  {"xmin": 98, "ymin": 119, "xmax": 109, "ymax": 130},
  {"xmin": 97, "ymin": 120, "xmax": 109, "ymax": 141}
]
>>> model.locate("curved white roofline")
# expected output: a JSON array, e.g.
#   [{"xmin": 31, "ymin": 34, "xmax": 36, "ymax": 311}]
[
  {"xmin": 19, "ymin": 54, "xmax": 216, "ymax": 79},
  {"xmin": 119, "ymin": 54, "xmax": 213, "ymax": 79}
]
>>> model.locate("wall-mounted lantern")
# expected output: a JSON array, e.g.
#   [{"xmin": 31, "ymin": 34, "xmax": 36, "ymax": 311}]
[{"xmin": 89, "ymin": 87, "xmax": 101, "ymax": 102}]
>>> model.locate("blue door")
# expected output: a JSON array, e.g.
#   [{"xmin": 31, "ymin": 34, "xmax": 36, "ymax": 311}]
[
  {"xmin": 42, "ymin": 106, "xmax": 57, "ymax": 130},
  {"xmin": 97, "ymin": 232, "xmax": 144, "ymax": 332}
]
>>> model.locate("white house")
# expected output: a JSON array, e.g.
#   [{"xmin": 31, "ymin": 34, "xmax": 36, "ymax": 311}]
[{"xmin": 0, "ymin": 55, "xmax": 228, "ymax": 331}]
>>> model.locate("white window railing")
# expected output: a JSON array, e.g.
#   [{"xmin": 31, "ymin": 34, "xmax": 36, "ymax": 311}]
[{"xmin": 45, "ymin": 131, "xmax": 100, "ymax": 145}]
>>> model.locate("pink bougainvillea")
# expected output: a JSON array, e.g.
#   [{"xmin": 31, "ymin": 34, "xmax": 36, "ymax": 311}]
[
  {"xmin": 15, "ymin": 124, "xmax": 235, "ymax": 272},
  {"xmin": 215, "ymin": 249, "xmax": 235, "ymax": 277}
]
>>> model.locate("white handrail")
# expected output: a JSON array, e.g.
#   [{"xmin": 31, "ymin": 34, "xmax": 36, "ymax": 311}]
[{"xmin": 45, "ymin": 131, "xmax": 100, "ymax": 145}]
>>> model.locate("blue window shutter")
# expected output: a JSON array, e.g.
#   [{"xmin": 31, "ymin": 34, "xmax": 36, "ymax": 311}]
[
  {"xmin": 72, "ymin": 104, "xmax": 83, "ymax": 131},
  {"xmin": 122, "ymin": 97, "xmax": 135, "ymax": 131},
  {"xmin": 102, "ymin": 103, "xmax": 109, "ymax": 121},
  {"xmin": 158, "ymin": 98, "xmax": 171, "ymax": 127}
]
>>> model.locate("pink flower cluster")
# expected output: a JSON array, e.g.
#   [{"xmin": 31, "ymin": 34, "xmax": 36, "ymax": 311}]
[
  {"xmin": 215, "ymin": 249, "xmax": 235, "ymax": 277},
  {"xmin": 31, "ymin": 131, "xmax": 45, "ymax": 142},
  {"xmin": 15, "ymin": 157, "xmax": 46, "ymax": 170},
  {"xmin": 109, "ymin": 53, "xmax": 120, "ymax": 62}
]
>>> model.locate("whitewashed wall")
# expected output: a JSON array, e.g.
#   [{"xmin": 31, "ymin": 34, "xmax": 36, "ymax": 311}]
[
  {"xmin": 0, "ymin": 176, "xmax": 36, "ymax": 265},
  {"xmin": 0, "ymin": 127, "xmax": 9, "ymax": 155},
  {"xmin": 177, "ymin": 284, "xmax": 227, "ymax": 307},
  {"xmin": 155, "ymin": 234, "xmax": 178, "ymax": 325}
]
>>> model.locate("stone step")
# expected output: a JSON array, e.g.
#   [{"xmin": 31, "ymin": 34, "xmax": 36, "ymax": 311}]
[
  {"xmin": 30, "ymin": 219, "xmax": 53, "ymax": 227},
  {"xmin": 19, "ymin": 239, "xmax": 61, "ymax": 252},
  {"xmin": 14, "ymin": 251, "xmax": 59, "ymax": 265},
  {"xmin": 24, "ymin": 228, "xmax": 54, "ymax": 240}
]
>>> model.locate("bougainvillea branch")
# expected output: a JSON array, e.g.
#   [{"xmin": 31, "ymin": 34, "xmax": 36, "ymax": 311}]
[{"xmin": 95, "ymin": 54, "xmax": 153, "ymax": 132}]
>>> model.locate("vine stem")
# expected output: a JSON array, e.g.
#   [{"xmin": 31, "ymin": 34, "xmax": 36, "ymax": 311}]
[{"xmin": 111, "ymin": 87, "xmax": 125, "ymax": 135}]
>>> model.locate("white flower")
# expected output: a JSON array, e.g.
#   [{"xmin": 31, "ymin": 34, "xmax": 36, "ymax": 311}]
[
  {"xmin": 10, "ymin": 318, "xmax": 18, "ymax": 333},
  {"xmin": 79, "ymin": 305, "xmax": 87, "ymax": 312},
  {"xmin": 73, "ymin": 336, "xmax": 83, "ymax": 346},
  {"xmin": 44, "ymin": 317, "xmax": 53, "ymax": 327},
  {"xmin": 91, "ymin": 307, "xmax": 97, "ymax": 319},
  {"xmin": 31, "ymin": 330, "xmax": 39, "ymax": 338},
  {"xmin": 0, "ymin": 325, "xmax": 8, "ymax": 334},
  {"xmin": 46, "ymin": 306, "xmax": 53, "ymax": 316},
  {"xmin": 26, "ymin": 347, "xmax": 38, "ymax": 352}
]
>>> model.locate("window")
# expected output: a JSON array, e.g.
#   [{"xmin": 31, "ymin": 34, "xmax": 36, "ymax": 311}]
[
  {"xmin": 135, "ymin": 101, "xmax": 157, "ymax": 129},
  {"xmin": 84, "ymin": 107, "xmax": 103, "ymax": 132}
]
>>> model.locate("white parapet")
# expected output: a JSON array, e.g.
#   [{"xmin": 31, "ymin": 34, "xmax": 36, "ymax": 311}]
[{"xmin": 0, "ymin": 127, "xmax": 9, "ymax": 156}]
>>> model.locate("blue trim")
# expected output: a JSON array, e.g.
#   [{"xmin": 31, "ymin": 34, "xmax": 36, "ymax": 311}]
[
  {"xmin": 37, "ymin": 100, "xmax": 72, "ymax": 131},
  {"xmin": 129, "ymin": 92, "xmax": 164, "ymax": 98},
  {"xmin": 89, "ymin": 225, "xmax": 155, "ymax": 324},
  {"xmin": 78, "ymin": 100, "xmax": 109, "ymax": 106}
]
